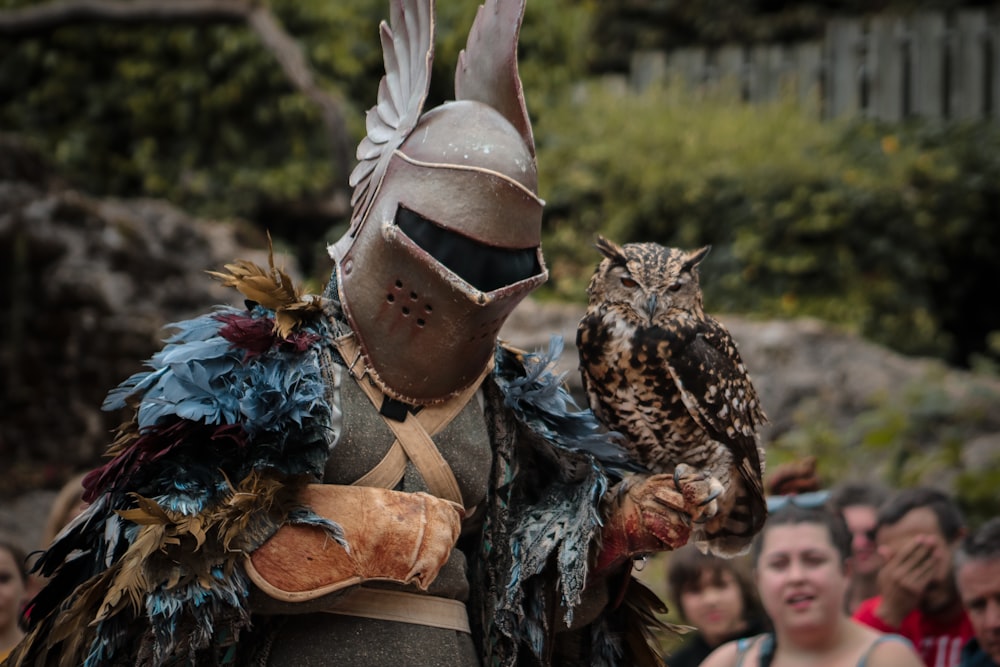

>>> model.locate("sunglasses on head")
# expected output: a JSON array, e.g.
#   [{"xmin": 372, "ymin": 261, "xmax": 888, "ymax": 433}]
[{"xmin": 766, "ymin": 490, "xmax": 831, "ymax": 512}]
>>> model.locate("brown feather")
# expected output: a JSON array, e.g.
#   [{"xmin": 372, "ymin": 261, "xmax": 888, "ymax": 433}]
[
  {"xmin": 9, "ymin": 470, "xmax": 301, "ymax": 667},
  {"xmin": 104, "ymin": 418, "xmax": 139, "ymax": 458},
  {"xmin": 622, "ymin": 577, "xmax": 693, "ymax": 667},
  {"xmin": 207, "ymin": 232, "xmax": 323, "ymax": 338}
]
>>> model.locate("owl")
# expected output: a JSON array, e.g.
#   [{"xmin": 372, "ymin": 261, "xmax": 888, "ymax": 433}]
[{"xmin": 577, "ymin": 236, "xmax": 767, "ymax": 556}]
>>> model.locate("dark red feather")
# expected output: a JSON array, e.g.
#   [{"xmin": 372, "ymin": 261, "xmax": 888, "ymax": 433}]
[
  {"xmin": 215, "ymin": 312, "xmax": 277, "ymax": 358},
  {"xmin": 83, "ymin": 421, "xmax": 247, "ymax": 502}
]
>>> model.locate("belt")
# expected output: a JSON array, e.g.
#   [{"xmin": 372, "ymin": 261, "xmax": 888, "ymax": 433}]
[{"xmin": 323, "ymin": 587, "xmax": 471, "ymax": 634}]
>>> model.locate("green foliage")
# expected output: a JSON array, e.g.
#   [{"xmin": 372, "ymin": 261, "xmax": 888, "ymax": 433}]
[
  {"xmin": 766, "ymin": 369, "xmax": 1000, "ymax": 526},
  {"xmin": 0, "ymin": 8, "xmax": 336, "ymax": 218},
  {"xmin": 0, "ymin": 0, "xmax": 594, "ymax": 221},
  {"xmin": 534, "ymin": 82, "xmax": 1000, "ymax": 368},
  {"xmin": 955, "ymin": 467, "xmax": 1000, "ymax": 530}
]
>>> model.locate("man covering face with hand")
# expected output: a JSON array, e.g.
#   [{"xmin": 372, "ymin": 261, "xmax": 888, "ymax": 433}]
[{"xmin": 853, "ymin": 487, "xmax": 974, "ymax": 667}]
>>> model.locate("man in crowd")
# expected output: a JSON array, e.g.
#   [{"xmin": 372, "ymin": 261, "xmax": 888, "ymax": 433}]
[
  {"xmin": 828, "ymin": 480, "xmax": 890, "ymax": 613},
  {"xmin": 955, "ymin": 517, "xmax": 1000, "ymax": 667},
  {"xmin": 853, "ymin": 486, "xmax": 974, "ymax": 667}
]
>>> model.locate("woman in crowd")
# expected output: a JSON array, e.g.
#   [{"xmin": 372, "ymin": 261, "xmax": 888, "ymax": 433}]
[
  {"xmin": 665, "ymin": 545, "xmax": 769, "ymax": 667},
  {"xmin": 0, "ymin": 539, "xmax": 28, "ymax": 661},
  {"xmin": 701, "ymin": 502, "xmax": 923, "ymax": 667},
  {"xmin": 20, "ymin": 473, "xmax": 91, "ymax": 606}
]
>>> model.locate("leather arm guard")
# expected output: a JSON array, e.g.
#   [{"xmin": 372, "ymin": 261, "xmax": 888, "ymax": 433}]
[
  {"xmin": 246, "ymin": 484, "xmax": 463, "ymax": 602},
  {"xmin": 591, "ymin": 474, "xmax": 694, "ymax": 579}
]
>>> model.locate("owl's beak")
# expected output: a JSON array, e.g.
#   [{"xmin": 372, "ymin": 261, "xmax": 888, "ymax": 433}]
[{"xmin": 645, "ymin": 294, "xmax": 658, "ymax": 319}]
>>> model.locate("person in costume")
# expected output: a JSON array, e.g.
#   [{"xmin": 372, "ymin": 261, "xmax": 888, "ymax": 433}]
[{"xmin": 5, "ymin": 1, "xmax": 710, "ymax": 665}]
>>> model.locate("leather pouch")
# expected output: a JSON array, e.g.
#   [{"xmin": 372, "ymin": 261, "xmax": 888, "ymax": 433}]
[{"xmin": 246, "ymin": 484, "xmax": 463, "ymax": 602}]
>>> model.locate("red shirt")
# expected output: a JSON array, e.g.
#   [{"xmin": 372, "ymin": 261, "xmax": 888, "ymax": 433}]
[{"xmin": 853, "ymin": 595, "xmax": 975, "ymax": 667}]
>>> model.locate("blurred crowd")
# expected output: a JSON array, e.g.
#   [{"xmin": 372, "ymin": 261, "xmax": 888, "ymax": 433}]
[
  {"xmin": 665, "ymin": 458, "xmax": 1000, "ymax": 667},
  {"xmin": 0, "ymin": 473, "xmax": 88, "ymax": 662},
  {"xmin": 2, "ymin": 463, "xmax": 1000, "ymax": 666}
]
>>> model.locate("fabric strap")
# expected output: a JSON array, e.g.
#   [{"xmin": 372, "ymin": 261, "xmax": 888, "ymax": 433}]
[
  {"xmin": 323, "ymin": 587, "xmax": 471, "ymax": 634},
  {"xmin": 351, "ymin": 439, "xmax": 408, "ymax": 489},
  {"xmin": 334, "ymin": 333, "xmax": 492, "ymax": 508}
]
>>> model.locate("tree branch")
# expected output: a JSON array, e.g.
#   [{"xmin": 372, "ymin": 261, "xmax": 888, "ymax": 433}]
[
  {"xmin": 246, "ymin": 6, "xmax": 352, "ymax": 184},
  {"xmin": 0, "ymin": 0, "xmax": 249, "ymax": 33}
]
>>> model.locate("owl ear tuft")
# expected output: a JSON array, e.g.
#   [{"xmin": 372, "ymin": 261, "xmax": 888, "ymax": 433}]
[
  {"xmin": 595, "ymin": 235, "xmax": 628, "ymax": 265},
  {"xmin": 682, "ymin": 245, "xmax": 712, "ymax": 273}
]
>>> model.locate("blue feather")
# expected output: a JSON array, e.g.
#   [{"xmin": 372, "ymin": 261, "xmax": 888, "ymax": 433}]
[
  {"xmin": 29, "ymin": 299, "xmax": 338, "ymax": 665},
  {"xmin": 285, "ymin": 507, "xmax": 348, "ymax": 550},
  {"xmin": 502, "ymin": 462, "xmax": 607, "ymax": 636},
  {"xmin": 163, "ymin": 307, "xmax": 243, "ymax": 344},
  {"xmin": 496, "ymin": 336, "xmax": 639, "ymax": 475},
  {"xmin": 590, "ymin": 615, "xmax": 624, "ymax": 667}
]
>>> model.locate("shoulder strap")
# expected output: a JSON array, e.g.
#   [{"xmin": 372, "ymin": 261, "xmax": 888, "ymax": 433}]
[
  {"xmin": 857, "ymin": 634, "xmax": 910, "ymax": 667},
  {"xmin": 758, "ymin": 633, "xmax": 776, "ymax": 667},
  {"xmin": 351, "ymin": 440, "xmax": 408, "ymax": 489},
  {"xmin": 334, "ymin": 333, "xmax": 492, "ymax": 508},
  {"xmin": 734, "ymin": 634, "xmax": 774, "ymax": 667}
]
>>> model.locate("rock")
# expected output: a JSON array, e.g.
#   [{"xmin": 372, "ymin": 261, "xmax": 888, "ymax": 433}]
[{"xmin": 0, "ymin": 181, "xmax": 281, "ymax": 496}]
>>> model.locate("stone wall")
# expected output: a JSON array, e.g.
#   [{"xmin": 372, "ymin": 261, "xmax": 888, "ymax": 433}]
[{"xmin": 1, "ymin": 141, "xmax": 273, "ymax": 496}]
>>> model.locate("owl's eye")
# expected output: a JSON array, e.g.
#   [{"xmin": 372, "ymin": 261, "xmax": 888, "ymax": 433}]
[
  {"xmin": 668, "ymin": 282, "xmax": 683, "ymax": 292},
  {"xmin": 621, "ymin": 277, "xmax": 638, "ymax": 288}
]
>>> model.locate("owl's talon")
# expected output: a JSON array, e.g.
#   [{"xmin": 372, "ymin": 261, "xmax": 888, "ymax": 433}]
[{"xmin": 698, "ymin": 488, "xmax": 722, "ymax": 507}]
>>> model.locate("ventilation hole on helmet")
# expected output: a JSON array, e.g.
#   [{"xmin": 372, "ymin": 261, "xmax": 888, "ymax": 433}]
[
  {"xmin": 424, "ymin": 304, "xmax": 433, "ymax": 313},
  {"xmin": 409, "ymin": 291, "xmax": 418, "ymax": 300},
  {"xmin": 386, "ymin": 294, "xmax": 395, "ymax": 303},
  {"xmin": 395, "ymin": 279, "xmax": 403, "ymax": 289},
  {"xmin": 401, "ymin": 307, "xmax": 410, "ymax": 316},
  {"xmin": 417, "ymin": 318, "xmax": 426, "ymax": 327}
]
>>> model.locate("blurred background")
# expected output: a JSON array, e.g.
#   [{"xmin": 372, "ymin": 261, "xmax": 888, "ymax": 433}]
[{"xmin": 1, "ymin": 0, "xmax": 999, "ymax": 552}]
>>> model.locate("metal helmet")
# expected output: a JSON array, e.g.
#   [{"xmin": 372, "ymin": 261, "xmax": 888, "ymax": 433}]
[{"xmin": 329, "ymin": 0, "xmax": 547, "ymax": 405}]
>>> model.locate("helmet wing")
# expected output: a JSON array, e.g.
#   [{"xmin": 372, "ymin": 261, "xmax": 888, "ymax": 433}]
[
  {"xmin": 348, "ymin": 0, "xmax": 435, "ymax": 234},
  {"xmin": 455, "ymin": 0, "xmax": 534, "ymax": 157}
]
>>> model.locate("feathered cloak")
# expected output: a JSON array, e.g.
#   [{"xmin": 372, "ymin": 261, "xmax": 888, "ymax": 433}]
[{"xmin": 7, "ymin": 268, "xmax": 665, "ymax": 667}]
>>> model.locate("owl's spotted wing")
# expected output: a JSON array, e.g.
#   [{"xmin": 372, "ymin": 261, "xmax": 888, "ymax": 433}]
[
  {"xmin": 644, "ymin": 318, "xmax": 767, "ymax": 529},
  {"xmin": 576, "ymin": 311, "xmax": 600, "ymax": 389},
  {"xmin": 576, "ymin": 307, "xmax": 623, "ymax": 429}
]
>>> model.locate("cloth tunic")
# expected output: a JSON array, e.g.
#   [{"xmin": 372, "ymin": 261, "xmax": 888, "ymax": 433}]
[
  {"xmin": 853, "ymin": 595, "xmax": 975, "ymax": 667},
  {"xmin": 958, "ymin": 639, "xmax": 1000, "ymax": 667},
  {"xmin": 252, "ymin": 365, "xmax": 493, "ymax": 666}
]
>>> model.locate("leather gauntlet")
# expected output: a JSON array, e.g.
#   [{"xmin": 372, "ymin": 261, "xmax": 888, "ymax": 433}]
[
  {"xmin": 591, "ymin": 474, "xmax": 693, "ymax": 579},
  {"xmin": 246, "ymin": 484, "xmax": 463, "ymax": 602}
]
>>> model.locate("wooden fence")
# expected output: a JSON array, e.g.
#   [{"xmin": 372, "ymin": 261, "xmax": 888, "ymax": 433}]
[{"xmin": 627, "ymin": 8, "xmax": 1000, "ymax": 121}]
